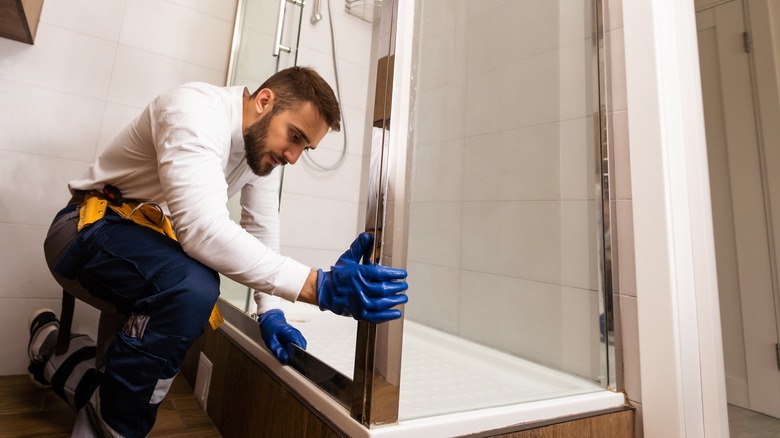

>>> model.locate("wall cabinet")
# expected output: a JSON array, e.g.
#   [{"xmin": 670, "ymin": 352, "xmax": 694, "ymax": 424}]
[{"xmin": 0, "ymin": 0, "xmax": 43, "ymax": 44}]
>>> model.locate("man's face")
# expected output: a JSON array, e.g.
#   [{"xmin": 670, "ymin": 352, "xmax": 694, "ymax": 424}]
[{"xmin": 244, "ymin": 101, "xmax": 329, "ymax": 176}]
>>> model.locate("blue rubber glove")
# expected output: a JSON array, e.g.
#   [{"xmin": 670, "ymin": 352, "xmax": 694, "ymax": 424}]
[
  {"xmin": 258, "ymin": 309, "xmax": 307, "ymax": 364},
  {"xmin": 317, "ymin": 232, "xmax": 409, "ymax": 323}
]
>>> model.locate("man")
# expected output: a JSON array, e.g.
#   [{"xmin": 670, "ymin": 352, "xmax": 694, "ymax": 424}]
[{"xmin": 33, "ymin": 66, "xmax": 409, "ymax": 437}]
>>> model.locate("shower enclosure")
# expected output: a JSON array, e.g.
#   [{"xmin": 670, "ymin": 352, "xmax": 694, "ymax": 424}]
[{"xmin": 218, "ymin": 0, "xmax": 620, "ymax": 432}]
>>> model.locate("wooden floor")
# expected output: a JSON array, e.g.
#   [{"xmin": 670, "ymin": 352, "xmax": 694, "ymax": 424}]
[
  {"xmin": 2, "ymin": 370, "xmax": 779, "ymax": 438},
  {"xmin": 0, "ymin": 374, "xmax": 221, "ymax": 437}
]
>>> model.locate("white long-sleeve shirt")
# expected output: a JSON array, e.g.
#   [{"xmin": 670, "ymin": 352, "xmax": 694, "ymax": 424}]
[{"xmin": 69, "ymin": 82, "xmax": 310, "ymax": 307}]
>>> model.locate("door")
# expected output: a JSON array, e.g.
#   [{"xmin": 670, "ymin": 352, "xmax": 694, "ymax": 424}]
[{"xmin": 696, "ymin": 0, "xmax": 780, "ymax": 418}]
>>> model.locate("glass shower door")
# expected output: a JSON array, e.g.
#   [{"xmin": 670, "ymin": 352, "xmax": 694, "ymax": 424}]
[
  {"xmin": 220, "ymin": 0, "xmax": 305, "ymax": 311},
  {"xmin": 388, "ymin": 0, "xmax": 615, "ymax": 420},
  {"xmin": 216, "ymin": 0, "xmax": 616, "ymax": 429}
]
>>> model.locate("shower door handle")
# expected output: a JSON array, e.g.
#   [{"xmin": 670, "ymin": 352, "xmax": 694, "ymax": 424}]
[
  {"xmin": 311, "ymin": 0, "xmax": 322, "ymax": 24},
  {"xmin": 273, "ymin": 0, "xmax": 292, "ymax": 56}
]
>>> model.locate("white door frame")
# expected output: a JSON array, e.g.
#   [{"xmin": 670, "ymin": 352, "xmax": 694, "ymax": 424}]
[{"xmin": 623, "ymin": 0, "xmax": 730, "ymax": 436}]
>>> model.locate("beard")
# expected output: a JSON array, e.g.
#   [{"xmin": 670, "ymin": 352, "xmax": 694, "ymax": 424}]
[{"xmin": 244, "ymin": 108, "xmax": 282, "ymax": 176}]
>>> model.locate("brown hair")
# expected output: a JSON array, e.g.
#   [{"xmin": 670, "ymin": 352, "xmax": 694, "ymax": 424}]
[{"xmin": 252, "ymin": 66, "xmax": 341, "ymax": 131}]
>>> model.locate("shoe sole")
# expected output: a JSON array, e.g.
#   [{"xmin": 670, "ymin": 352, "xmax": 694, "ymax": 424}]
[{"xmin": 27, "ymin": 365, "xmax": 51, "ymax": 389}]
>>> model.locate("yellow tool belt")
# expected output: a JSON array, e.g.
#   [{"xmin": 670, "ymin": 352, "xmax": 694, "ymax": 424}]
[
  {"xmin": 76, "ymin": 190, "xmax": 223, "ymax": 330},
  {"xmin": 77, "ymin": 191, "xmax": 177, "ymax": 240}
]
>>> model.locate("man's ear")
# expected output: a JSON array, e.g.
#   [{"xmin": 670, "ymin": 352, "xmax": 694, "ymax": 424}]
[{"xmin": 255, "ymin": 88, "xmax": 275, "ymax": 115}]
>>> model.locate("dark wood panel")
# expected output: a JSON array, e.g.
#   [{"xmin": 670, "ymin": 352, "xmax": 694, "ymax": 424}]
[
  {"xmin": 200, "ymin": 328, "xmax": 343, "ymax": 438},
  {"xmin": 493, "ymin": 409, "xmax": 635, "ymax": 438},
  {"xmin": 0, "ymin": 0, "xmax": 42, "ymax": 44}
]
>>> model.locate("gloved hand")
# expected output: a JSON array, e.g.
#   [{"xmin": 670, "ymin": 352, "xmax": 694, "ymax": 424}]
[
  {"xmin": 258, "ymin": 309, "xmax": 307, "ymax": 364},
  {"xmin": 318, "ymin": 232, "xmax": 409, "ymax": 323}
]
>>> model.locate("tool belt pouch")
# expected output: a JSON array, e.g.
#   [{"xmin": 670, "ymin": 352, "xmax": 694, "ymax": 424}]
[
  {"xmin": 74, "ymin": 189, "xmax": 223, "ymax": 331},
  {"xmin": 77, "ymin": 191, "xmax": 177, "ymax": 241}
]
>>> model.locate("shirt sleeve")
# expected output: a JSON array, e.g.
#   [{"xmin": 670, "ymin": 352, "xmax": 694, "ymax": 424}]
[{"xmin": 150, "ymin": 86, "xmax": 311, "ymax": 302}]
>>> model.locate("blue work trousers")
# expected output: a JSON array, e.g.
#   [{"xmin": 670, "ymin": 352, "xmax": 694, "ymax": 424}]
[{"xmin": 47, "ymin": 204, "xmax": 220, "ymax": 437}]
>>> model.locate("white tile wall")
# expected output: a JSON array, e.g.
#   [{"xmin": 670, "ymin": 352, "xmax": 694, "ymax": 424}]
[
  {"xmin": 233, "ymin": 28, "xmax": 276, "ymax": 90},
  {"xmin": 279, "ymin": 193, "xmax": 361, "ymax": 251},
  {"xmin": 560, "ymin": 200, "xmax": 598, "ymax": 290},
  {"xmin": 297, "ymin": 46, "xmax": 370, "ymax": 112},
  {"xmin": 463, "ymin": 124, "xmax": 562, "ymax": 202},
  {"xmin": 119, "ymin": 0, "xmax": 234, "ymax": 71},
  {"xmin": 417, "ymin": 4, "xmax": 467, "ymax": 90},
  {"xmin": 615, "ymin": 200, "xmax": 636, "ymax": 297},
  {"xmin": 0, "ymin": 223, "xmax": 61, "ymax": 299},
  {"xmin": 606, "ymin": 27, "xmax": 627, "ymax": 112},
  {"xmin": 0, "ymin": 80, "xmax": 104, "ymax": 162},
  {"xmin": 0, "ymin": 0, "xmax": 237, "ymax": 376},
  {"xmin": 0, "ymin": 151, "xmax": 92, "ymax": 225},
  {"xmin": 409, "ymin": 139, "xmax": 465, "ymax": 203},
  {"xmin": 404, "ymin": 262, "xmax": 461, "ymax": 333},
  {"xmin": 39, "ymin": 0, "xmax": 126, "ymax": 41},
  {"xmin": 168, "ymin": 0, "xmax": 238, "ymax": 21},
  {"xmin": 559, "ymin": 38, "xmax": 592, "ymax": 121},
  {"xmin": 107, "ymin": 45, "xmax": 226, "ymax": 109},
  {"xmin": 461, "ymin": 201, "xmax": 563, "ymax": 283},
  {"xmin": 465, "ymin": 52, "xmax": 561, "ymax": 137},
  {"xmin": 407, "ymin": 202, "xmax": 463, "ymax": 268},
  {"xmin": 610, "ymin": 109, "xmax": 632, "ymax": 200},
  {"xmin": 415, "ymin": 80, "xmax": 467, "ymax": 144},
  {"xmin": 0, "ymin": 23, "xmax": 116, "ymax": 100},
  {"xmin": 281, "ymin": 149, "xmax": 364, "ymax": 202},
  {"xmin": 560, "ymin": 286, "xmax": 601, "ymax": 378},
  {"xmin": 96, "ymin": 103, "xmax": 146, "ymax": 156},
  {"xmin": 560, "ymin": 116, "xmax": 596, "ymax": 200},
  {"xmin": 421, "ymin": 0, "xmax": 466, "ymax": 38},
  {"xmin": 460, "ymin": 271, "xmax": 564, "ymax": 366},
  {"xmin": 466, "ymin": 0, "xmax": 559, "ymax": 77},
  {"xmin": 299, "ymin": 2, "xmax": 373, "ymax": 68}
]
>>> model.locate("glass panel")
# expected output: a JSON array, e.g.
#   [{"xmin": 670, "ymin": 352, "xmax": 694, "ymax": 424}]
[
  {"xmin": 220, "ymin": 0, "xmax": 401, "ymax": 422},
  {"xmin": 397, "ymin": 0, "xmax": 610, "ymax": 420},
  {"xmin": 220, "ymin": 0, "xmax": 304, "ymax": 313}
]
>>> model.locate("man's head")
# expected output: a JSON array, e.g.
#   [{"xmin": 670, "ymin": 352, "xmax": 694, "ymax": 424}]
[{"xmin": 243, "ymin": 66, "xmax": 341, "ymax": 176}]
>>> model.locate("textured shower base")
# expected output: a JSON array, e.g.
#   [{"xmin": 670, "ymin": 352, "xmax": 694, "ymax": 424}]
[{"xmin": 281, "ymin": 303, "xmax": 602, "ymax": 420}]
